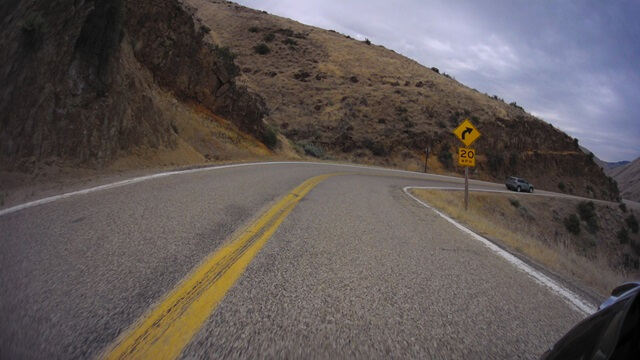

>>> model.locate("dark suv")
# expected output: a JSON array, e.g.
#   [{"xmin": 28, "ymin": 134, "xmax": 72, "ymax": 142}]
[{"xmin": 506, "ymin": 176, "xmax": 534, "ymax": 193}]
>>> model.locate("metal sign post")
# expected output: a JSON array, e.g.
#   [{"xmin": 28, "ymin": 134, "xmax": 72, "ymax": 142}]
[
  {"xmin": 453, "ymin": 119, "xmax": 481, "ymax": 211},
  {"xmin": 464, "ymin": 167, "xmax": 469, "ymax": 211},
  {"xmin": 424, "ymin": 146, "xmax": 430, "ymax": 173}
]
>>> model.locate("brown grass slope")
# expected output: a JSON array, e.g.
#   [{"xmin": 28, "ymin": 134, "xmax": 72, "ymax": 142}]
[
  {"xmin": 610, "ymin": 157, "xmax": 640, "ymax": 202},
  {"xmin": 188, "ymin": 0, "xmax": 618, "ymax": 200},
  {"xmin": 413, "ymin": 190, "xmax": 640, "ymax": 296}
]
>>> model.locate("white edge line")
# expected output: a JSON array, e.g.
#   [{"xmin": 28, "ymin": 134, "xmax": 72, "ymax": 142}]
[
  {"xmin": 403, "ymin": 186, "xmax": 596, "ymax": 316},
  {"xmin": 408, "ymin": 186, "xmax": 553, "ymax": 197},
  {"xmin": 3, "ymin": 160, "xmax": 598, "ymax": 316},
  {"xmin": 0, "ymin": 161, "xmax": 466, "ymax": 217}
]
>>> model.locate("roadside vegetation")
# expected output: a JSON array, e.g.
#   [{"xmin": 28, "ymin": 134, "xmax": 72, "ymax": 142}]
[{"xmin": 412, "ymin": 189, "xmax": 639, "ymax": 296}]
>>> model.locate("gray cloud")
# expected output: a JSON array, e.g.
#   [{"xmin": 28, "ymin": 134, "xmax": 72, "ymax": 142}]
[{"xmin": 235, "ymin": 0, "xmax": 640, "ymax": 161}]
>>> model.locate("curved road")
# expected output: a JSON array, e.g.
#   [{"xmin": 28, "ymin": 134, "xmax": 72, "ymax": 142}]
[{"xmin": 1, "ymin": 162, "xmax": 592, "ymax": 359}]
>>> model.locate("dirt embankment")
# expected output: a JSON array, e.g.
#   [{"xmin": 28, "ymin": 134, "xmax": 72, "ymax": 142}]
[
  {"xmin": 413, "ymin": 189, "xmax": 640, "ymax": 295},
  {"xmin": 0, "ymin": 0, "xmax": 270, "ymax": 171}
]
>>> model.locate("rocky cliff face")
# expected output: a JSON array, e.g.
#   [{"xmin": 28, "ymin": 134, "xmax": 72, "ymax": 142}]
[{"xmin": 0, "ymin": 0, "xmax": 267, "ymax": 169}]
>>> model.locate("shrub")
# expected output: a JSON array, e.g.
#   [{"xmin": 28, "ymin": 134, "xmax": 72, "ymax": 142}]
[
  {"xmin": 623, "ymin": 254, "xmax": 639, "ymax": 270},
  {"xmin": 438, "ymin": 144, "xmax": 453, "ymax": 169},
  {"xmin": 364, "ymin": 38, "xmax": 371, "ymax": 45},
  {"xmin": 262, "ymin": 125, "xmax": 278, "ymax": 149},
  {"xmin": 436, "ymin": 120, "xmax": 446, "ymax": 129},
  {"xmin": 564, "ymin": 214, "xmax": 581, "ymax": 235},
  {"xmin": 558, "ymin": 182, "xmax": 566, "ymax": 192},
  {"xmin": 211, "ymin": 44, "xmax": 239, "ymax": 76},
  {"xmin": 395, "ymin": 106, "xmax": 408, "ymax": 114},
  {"xmin": 248, "ymin": 26, "xmax": 260, "ymax": 33},
  {"xmin": 509, "ymin": 198, "xmax": 520, "ymax": 208},
  {"xmin": 626, "ymin": 214, "xmax": 639, "ymax": 234},
  {"xmin": 487, "ymin": 153, "xmax": 504, "ymax": 174},
  {"xmin": 509, "ymin": 102, "xmax": 524, "ymax": 111},
  {"xmin": 619, "ymin": 203, "xmax": 627, "ymax": 213},
  {"xmin": 618, "ymin": 228, "xmax": 629, "ymax": 244},
  {"xmin": 508, "ymin": 153, "xmax": 518, "ymax": 169},
  {"xmin": 363, "ymin": 139, "xmax": 387, "ymax": 156},
  {"xmin": 577, "ymin": 201, "xmax": 599, "ymax": 234},
  {"xmin": 199, "ymin": 25, "xmax": 211, "ymax": 35},
  {"xmin": 282, "ymin": 38, "xmax": 297, "ymax": 46},
  {"xmin": 263, "ymin": 33, "xmax": 275, "ymax": 42},
  {"xmin": 303, "ymin": 143, "xmax": 325, "ymax": 158},
  {"xmin": 254, "ymin": 43, "xmax": 270, "ymax": 55},
  {"xmin": 431, "ymin": 67, "xmax": 440, "ymax": 74},
  {"xmin": 402, "ymin": 116, "xmax": 414, "ymax": 128},
  {"xmin": 277, "ymin": 28, "xmax": 294, "ymax": 37},
  {"xmin": 577, "ymin": 201, "xmax": 595, "ymax": 220},
  {"xmin": 21, "ymin": 11, "xmax": 46, "ymax": 45}
]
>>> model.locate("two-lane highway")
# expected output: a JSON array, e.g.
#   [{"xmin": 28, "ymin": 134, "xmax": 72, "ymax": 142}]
[{"xmin": 1, "ymin": 162, "xmax": 590, "ymax": 358}]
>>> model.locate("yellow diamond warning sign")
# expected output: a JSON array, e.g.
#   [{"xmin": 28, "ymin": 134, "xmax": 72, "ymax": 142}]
[
  {"xmin": 458, "ymin": 147, "xmax": 476, "ymax": 167},
  {"xmin": 453, "ymin": 119, "xmax": 481, "ymax": 147}
]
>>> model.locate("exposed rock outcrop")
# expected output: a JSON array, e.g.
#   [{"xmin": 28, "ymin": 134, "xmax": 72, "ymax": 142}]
[{"xmin": 0, "ymin": 0, "xmax": 267, "ymax": 169}]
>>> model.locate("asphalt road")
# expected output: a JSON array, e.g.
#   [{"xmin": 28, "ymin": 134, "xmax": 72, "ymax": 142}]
[{"xmin": 1, "ymin": 162, "xmax": 591, "ymax": 359}]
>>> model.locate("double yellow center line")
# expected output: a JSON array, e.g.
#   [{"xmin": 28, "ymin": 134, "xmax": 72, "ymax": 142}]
[{"xmin": 103, "ymin": 173, "xmax": 337, "ymax": 359}]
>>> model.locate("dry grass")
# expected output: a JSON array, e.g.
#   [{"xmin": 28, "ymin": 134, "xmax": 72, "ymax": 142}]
[
  {"xmin": 412, "ymin": 189, "xmax": 638, "ymax": 296},
  {"xmin": 183, "ymin": 0, "xmax": 616, "ymax": 201}
]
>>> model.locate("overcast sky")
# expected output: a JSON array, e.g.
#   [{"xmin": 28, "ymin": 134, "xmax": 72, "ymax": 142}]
[{"xmin": 235, "ymin": 0, "xmax": 640, "ymax": 162}]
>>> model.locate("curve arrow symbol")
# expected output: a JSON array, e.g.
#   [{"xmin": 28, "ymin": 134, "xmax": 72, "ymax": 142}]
[{"xmin": 461, "ymin": 127, "xmax": 473, "ymax": 140}]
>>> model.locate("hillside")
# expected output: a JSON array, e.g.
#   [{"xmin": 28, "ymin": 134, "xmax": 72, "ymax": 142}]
[
  {"xmin": 605, "ymin": 161, "xmax": 631, "ymax": 173},
  {"xmin": 186, "ymin": 0, "xmax": 618, "ymax": 200},
  {"xmin": 610, "ymin": 157, "xmax": 640, "ymax": 202},
  {"xmin": 581, "ymin": 146, "xmax": 628, "ymax": 174},
  {"xmin": 1, "ymin": 0, "xmax": 619, "ymax": 201},
  {"xmin": 585, "ymin": 147, "xmax": 638, "ymax": 201},
  {"xmin": 0, "ymin": 0, "xmax": 273, "ymax": 174}
]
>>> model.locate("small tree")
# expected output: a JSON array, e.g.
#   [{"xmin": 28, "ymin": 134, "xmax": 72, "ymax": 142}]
[
  {"xmin": 577, "ymin": 201, "xmax": 599, "ymax": 234},
  {"xmin": 438, "ymin": 143, "xmax": 453, "ymax": 169},
  {"xmin": 282, "ymin": 38, "xmax": 297, "ymax": 46},
  {"xmin": 254, "ymin": 43, "xmax": 270, "ymax": 55},
  {"xmin": 627, "ymin": 214, "xmax": 639, "ymax": 234},
  {"xmin": 262, "ymin": 125, "xmax": 279, "ymax": 149},
  {"xmin": 618, "ymin": 228, "xmax": 629, "ymax": 244},
  {"xmin": 564, "ymin": 214, "xmax": 581, "ymax": 235},
  {"xmin": 558, "ymin": 182, "xmax": 566, "ymax": 192},
  {"xmin": 263, "ymin": 33, "xmax": 275, "ymax": 42}
]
